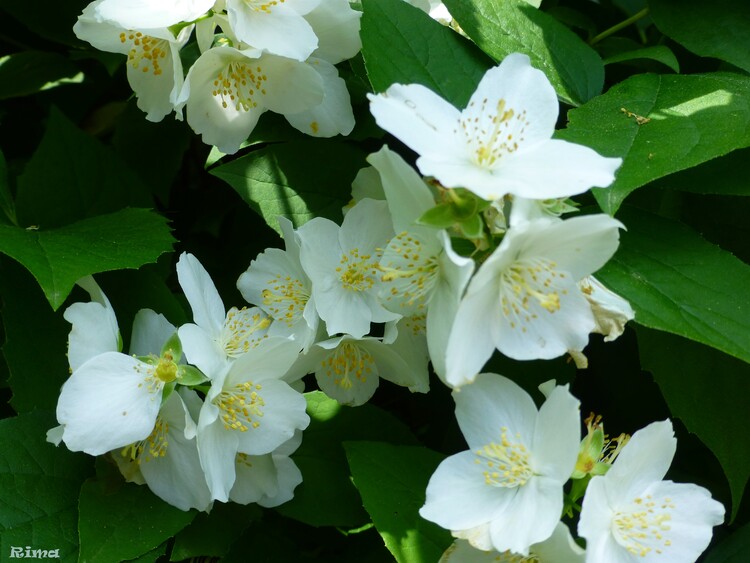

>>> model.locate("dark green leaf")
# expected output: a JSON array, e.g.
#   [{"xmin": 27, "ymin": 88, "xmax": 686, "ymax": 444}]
[
  {"xmin": 15, "ymin": 108, "xmax": 152, "ymax": 229},
  {"xmin": 0, "ymin": 51, "xmax": 82, "ymax": 100},
  {"xmin": 0, "ymin": 258, "xmax": 69, "ymax": 413},
  {"xmin": 704, "ymin": 522, "xmax": 750, "ymax": 562},
  {"xmin": 78, "ymin": 479, "xmax": 196, "ymax": 563},
  {"xmin": 443, "ymin": 0, "xmax": 604, "ymax": 106},
  {"xmin": 0, "ymin": 148, "xmax": 15, "ymax": 224},
  {"xmin": 276, "ymin": 392, "xmax": 419, "ymax": 527},
  {"xmin": 211, "ymin": 140, "xmax": 367, "ymax": 234},
  {"xmin": 597, "ymin": 206, "xmax": 750, "ymax": 365},
  {"xmin": 603, "ymin": 46, "xmax": 680, "ymax": 73},
  {"xmin": 345, "ymin": 441, "xmax": 451, "ymax": 563},
  {"xmin": 649, "ymin": 148, "xmax": 750, "ymax": 196},
  {"xmin": 0, "ymin": 410, "xmax": 94, "ymax": 563},
  {"xmin": 360, "ymin": 0, "xmax": 492, "ymax": 107},
  {"xmin": 0, "ymin": 208, "xmax": 175, "ymax": 310},
  {"xmin": 650, "ymin": 0, "xmax": 750, "ymax": 74},
  {"xmin": 0, "ymin": 0, "xmax": 87, "ymax": 46},
  {"xmin": 558, "ymin": 72, "xmax": 750, "ymax": 214},
  {"xmin": 637, "ymin": 327, "xmax": 749, "ymax": 520}
]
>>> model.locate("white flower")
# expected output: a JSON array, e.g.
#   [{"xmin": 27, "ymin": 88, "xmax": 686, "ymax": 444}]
[
  {"xmin": 93, "ymin": 0, "xmax": 214, "ymax": 29},
  {"xmin": 579, "ymin": 420, "xmax": 725, "ymax": 562},
  {"xmin": 178, "ymin": 46, "xmax": 324, "ymax": 154},
  {"xmin": 368, "ymin": 53, "xmax": 621, "ymax": 201},
  {"xmin": 420, "ymin": 374, "xmax": 580, "ymax": 555},
  {"xmin": 368, "ymin": 146, "xmax": 474, "ymax": 381},
  {"xmin": 303, "ymin": 0, "xmax": 361, "ymax": 65},
  {"xmin": 74, "ymin": 1, "xmax": 193, "ymax": 121},
  {"xmin": 237, "ymin": 217, "xmax": 318, "ymax": 352},
  {"xmin": 578, "ymin": 276, "xmax": 634, "ymax": 342},
  {"xmin": 287, "ymin": 333, "xmax": 429, "ymax": 406},
  {"xmin": 225, "ymin": 0, "xmax": 320, "ymax": 61},
  {"xmin": 195, "ymin": 337, "xmax": 309, "ymax": 502},
  {"xmin": 177, "ymin": 252, "xmax": 273, "ymax": 380},
  {"xmin": 445, "ymin": 214, "xmax": 623, "ymax": 387},
  {"xmin": 441, "ymin": 522, "xmax": 585, "ymax": 562},
  {"xmin": 298, "ymin": 198, "xmax": 400, "ymax": 339}
]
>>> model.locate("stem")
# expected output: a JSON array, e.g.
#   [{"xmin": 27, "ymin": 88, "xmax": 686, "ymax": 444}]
[{"xmin": 589, "ymin": 7, "xmax": 649, "ymax": 45}]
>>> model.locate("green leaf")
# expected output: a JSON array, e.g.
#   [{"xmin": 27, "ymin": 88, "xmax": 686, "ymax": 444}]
[
  {"xmin": 211, "ymin": 140, "xmax": 367, "ymax": 234},
  {"xmin": 597, "ymin": 206, "xmax": 750, "ymax": 365},
  {"xmin": 360, "ymin": 0, "xmax": 492, "ymax": 107},
  {"xmin": 169, "ymin": 504, "xmax": 261, "ymax": 561},
  {"xmin": 443, "ymin": 0, "xmax": 604, "ymax": 106},
  {"xmin": 650, "ymin": 0, "xmax": 750, "ymax": 74},
  {"xmin": 603, "ymin": 46, "xmax": 680, "ymax": 73},
  {"xmin": 15, "ymin": 108, "xmax": 152, "ymax": 229},
  {"xmin": 558, "ymin": 72, "xmax": 750, "ymax": 214},
  {"xmin": 78, "ymin": 479, "xmax": 196, "ymax": 563},
  {"xmin": 345, "ymin": 441, "xmax": 451, "ymax": 563},
  {"xmin": 0, "ymin": 51, "xmax": 82, "ymax": 100},
  {"xmin": 0, "ymin": 148, "xmax": 15, "ymax": 225},
  {"xmin": 649, "ymin": 148, "xmax": 750, "ymax": 196},
  {"xmin": 0, "ymin": 410, "xmax": 94, "ymax": 563},
  {"xmin": 0, "ymin": 258, "xmax": 69, "ymax": 413},
  {"xmin": 704, "ymin": 522, "xmax": 750, "ymax": 562},
  {"xmin": 637, "ymin": 327, "xmax": 749, "ymax": 521},
  {"xmin": 0, "ymin": 208, "xmax": 175, "ymax": 310},
  {"xmin": 0, "ymin": 0, "xmax": 87, "ymax": 46},
  {"xmin": 276, "ymin": 392, "xmax": 419, "ymax": 527}
]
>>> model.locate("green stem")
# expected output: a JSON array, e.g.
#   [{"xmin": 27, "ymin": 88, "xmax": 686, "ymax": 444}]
[{"xmin": 589, "ymin": 7, "xmax": 649, "ymax": 45}]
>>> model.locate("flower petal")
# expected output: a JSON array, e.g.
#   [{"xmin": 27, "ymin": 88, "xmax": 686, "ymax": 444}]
[{"xmin": 176, "ymin": 252, "xmax": 225, "ymax": 337}]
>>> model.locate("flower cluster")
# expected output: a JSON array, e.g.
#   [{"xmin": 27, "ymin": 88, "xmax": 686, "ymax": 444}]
[
  {"xmin": 424, "ymin": 376, "xmax": 725, "ymax": 562},
  {"xmin": 73, "ymin": 0, "xmax": 361, "ymax": 153}
]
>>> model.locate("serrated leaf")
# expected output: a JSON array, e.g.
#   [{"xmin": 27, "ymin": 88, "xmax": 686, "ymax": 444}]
[
  {"xmin": 0, "ymin": 411, "xmax": 94, "ymax": 563},
  {"xmin": 637, "ymin": 327, "xmax": 749, "ymax": 521},
  {"xmin": 597, "ymin": 206, "xmax": 750, "ymax": 365},
  {"xmin": 360, "ymin": 0, "xmax": 492, "ymax": 107},
  {"xmin": 444, "ymin": 0, "xmax": 604, "ymax": 106},
  {"xmin": 211, "ymin": 140, "xmax": 367, "ymax": 234},
  {"xmin": 650, "ymin": 0, "xmax": 750, "ymax": 74},
  {"xmin": 78, "ymin": 479, "xmax": 196, "ymax": 563},
  {"xmin": 558, "ymin": 72, "xmax": 750, "ymax": 214},
  {"xmin": 275, "ymin": 392, "xmax": 419, "ymax": 527},
  {"xmin": 0, "ymin": 51, "xmax": 82, "ymax": 100},
  {"xmin": 345, "ymin": 441, "xmax": 451, "ymax": 563},
  {"xmin": 603, "ymin": 46, "xmax": 680, "ymax": 73},
  {"xmin": 15, "ymin": 108, "xmax": 152, "ymax": 229},
  {"xmin": 704, "ymin": 521, "xmax": 750, "ymax": 562},
  {"xmin": 0, "ymin": 208, "xmax": 174, "ymax": 310},
  {"xmin": 0, "ymin": 258, "xmax": 69, "ymax": 413}
]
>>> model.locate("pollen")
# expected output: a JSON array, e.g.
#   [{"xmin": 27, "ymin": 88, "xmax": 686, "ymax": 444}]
[
  {"xmin": 213, "ymin": 61, "xmax": 268, "ymax": 112},
  {"xmin": 338, "ymin": 248, "xmax": 379, "ymax": 292},
  {"xmin": 457, "ymin": 97, "xmax": 529, "ymax": 168},
  {"xmin": 262, "ymin": 275, "xmax": 310, "ymax": 326},
  {"xmin": 121, "ymin": 31, "xmax": 168, "ymax": 76},
  {"xmin": 476, "ymin": 426, "xmax": 533, "ymax": 488},
  {"xmin": 321, "ymin": 343, "xmax": 375, "ymax": 389},
  {"xmin": 380, "ymin": 231, "xmax": 439, "ymax": 310},
  {"xmin": 121, "ymin": 417, "xmax": 169, "ymax": 464},
  {"xmin": 499, "ymin": 257, "xmax": 569, "ymax": 331},
  {"xmin": 216, "ymin": 381, "xmax": 265, "ymax": 432},
  {"xmin": 613, "ymin": 495, "xmax": 675, "ymax": 557},
  {"xmin": 221, "ymin": 307, "xmax": 271, "ymax": 356}
]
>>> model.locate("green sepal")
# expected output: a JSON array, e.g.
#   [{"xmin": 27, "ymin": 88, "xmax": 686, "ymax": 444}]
[
  {"xmin": 417, "ymin": 203, "xmax": 459, "ymax": 229},
  {"xmin": 160, "ymin": 331, "xmax": 183, "ymax": 361},
  {"xmin": 161, "ymin": 381, "xmax": 176, "ymax": 405},
  {"xmin": 458, "ymin": 214, "xmax": 485, "ymax": 240},
  {"xmin": 178, "ymin": 364, "xmax": 209, "ymax": 387},
  {"xmin": 117, "ymin": 331, "xmax": 123, "ymax": 354}
]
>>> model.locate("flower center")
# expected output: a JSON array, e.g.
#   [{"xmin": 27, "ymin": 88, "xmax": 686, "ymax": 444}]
[
  {"xmin": 221, "ymin": 307, "xmax": 271, "ymax": 357},
  {"xmin": 496, "ymin": 553, "xmax": 540, "ymax": 563},
  {"xmin": 380, "ymin": 231, "xmax": 440, "ymax": 310},
  {"xmin": 216, "ymin": 381, "xmax": 265, "ymax": 432},
  {"xmin": 321, "ymin": 343, "xmax": 375, "ymax": 390},
  {"xmin": 476, "ymin": 426, "xmax": 533, "ymax": 488},
  {"xmin": 459, "ymin": 98, "xmax": 530, "ymax": 168},
  {"xmin": 499, "ymin": 257, "xmax": 569, "ymax": 332},
  {"xmin": 120, "ymin": 32, "xmax": 168, "ymax": 76},
  {"xmin": 212, "ymin": 61, "xmax": 268, "ymax": 112},
  {"xmin": 613, "ymin": 495, "xmax": 675, "ymax": 557},
  {"xmin": 245, "ymin": 0, "xmax": 286, "ymax": 13},
  {"xmin": 337, "ymin": 248, "xmax": 379, "ymax": 292},
  {"xmin": 121, "ymin": 417, "xmax": 169, "ymax": 464},
  {"xmin": 154, "ymin": 354, "xmax": 179, "ymax": 383},
  {"xmin": 261, "ymin": 275, "xmax": 310, "ymax": 326}
]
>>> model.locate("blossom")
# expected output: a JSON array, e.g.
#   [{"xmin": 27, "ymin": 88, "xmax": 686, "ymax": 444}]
[
  {"xmin": 177, "ymin": 252, "xmax": 273, "ymax": 380},
  {"xmin": 445, "ymin": 214, "xmax": 623, "ymax": 387},
  {"xmin": 440, "ymin": 522, "xmax": 585, "ymax": 562},
  {"xmin": 74, "ymin": 1, "xmax": 193, "ymax": 121},
  {"xmin": 297, "ymin": 198, "xmax": 400, "ymax": 339},
  {"xmin": 302, "ymin": 0, "xmax": 361, "ymax": 65},
  {"xmin": 578, "ymin": 276, "xmax": 634, "ymax": 342},
  {"xmin": 368, "ymin": 53, "xmax": 621, "ymax": 201},
  {"xmin": 177, "ymin": 45, "xmax": 324, "ymax": 154},
  {"xmin": 579, "ymin": 420, "xmax": 724, "ymax": 562},
  {"xmin": 420, "ymin": 374, "xmax": 580, "ymax": 555},
  {"xmin": 92, "ymin": 0, "xmax": 214, "ymax": 29},
  {"xmin": 195, "ymin": 337, "xmax": 309, "ymax": 502}
]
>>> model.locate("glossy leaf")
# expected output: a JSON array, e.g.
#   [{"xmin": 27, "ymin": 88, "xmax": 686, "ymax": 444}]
[
  {"xmin": 345, "ymin": 441, "xmax": 451, "ymax": 563},
  {"xmin": 558, "ymin": 72, "xmax": 750, "ymax": 214},
  {"xmin": 603, "ymin": 46, "xmax": 680, "ymax": 73},
  {"xmin": 443, "ymin": 0, "xmax": 604, "ymax": 106},
  {"xmin": 0, "ymin": 51, "xmax": 82, "ymax": 100},
  {"xmin": 704, "ymin": 522, "xmax": 750, "ymax": 562}
]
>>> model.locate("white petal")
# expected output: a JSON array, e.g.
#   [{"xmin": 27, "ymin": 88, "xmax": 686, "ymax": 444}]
[
  {"xmin": 94, "ymin": 0, "xmax": 214, "ymax": 28},
  {"xmin": 64, "ymin": 302, "xmax": 120, "ymax": 372},
  {"xmin": 258, "ymin": 455, "xmax": 303, "ymax": 507},
  {"xmin": 368, "ymin": 83, "xmax": 461, "ymax": 158},
  {"xmin": 531, "ymin": 385, "xmax": 580, "ymax": 481},
  {"xmin": 176, "ymin": 252, "xmax": 225, "ymax": 336},
  {"xmin": 177, "ymin": 323, "xmax": 228, "ymax": 381},
  {"xmin": 362, "ymin": 336, "xmax": 429, "ymax": 393},
  {"xmin": 532, "ymin": 522, "xmax": 586, "ymax": 562},
  {"xmin": 453, "ymin": 373, "xmax": 537, "ymax": 450},
  {"xmin": 314, "ymin": 340, "xmax": 380, "ymax": 406},
  {"xmin": 230, "ymin": 452, "xmax": 277, "ymax": 504},
  {"xmin": 259, "ymin": 54, "xmax": 324, "ymax": 115},
  {"xmin": 57, "ymin": 353, "xmax": 162, "ymax": 455},
  {"xmin": 304, "ymin": 0, "xmax": 361, "ymax": 64},
  {"xmin": 130, "ymin": 309, "xmax": 177, "ymax": 357},
  {"xmin": 197, "ymin": 402, "xmax": 239, "ymax": 502}
]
